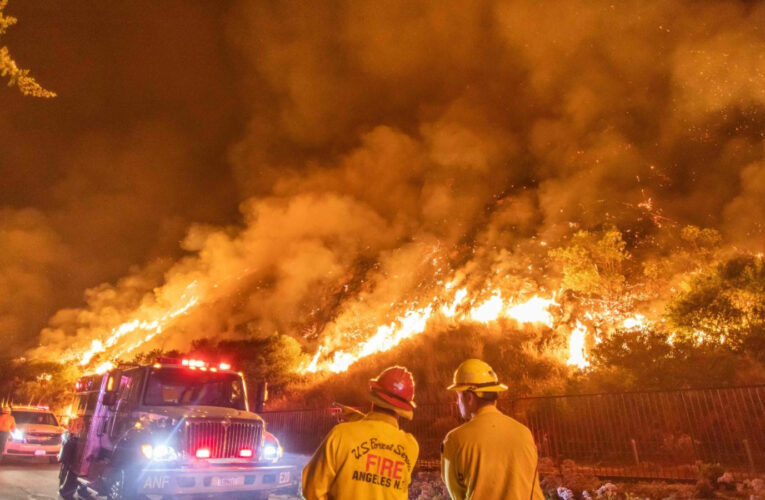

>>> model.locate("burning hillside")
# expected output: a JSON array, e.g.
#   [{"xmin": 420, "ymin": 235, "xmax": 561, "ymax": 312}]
[{"xmin": 3, "ymin": 1, "xmax": 764, "ymax": 393}]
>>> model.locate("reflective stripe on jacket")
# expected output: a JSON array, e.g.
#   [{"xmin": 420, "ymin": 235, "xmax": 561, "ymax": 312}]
[
  {"xmin": 441, "ymin": 405, "xmax": 543, "ymax": 500},
  {"xmin": 302, "ymin": 410, "xmax": 419, "ymax": 500},
  {"xmin": 0, "ymin": 414, "xmax": 15, "ymax": 432}
]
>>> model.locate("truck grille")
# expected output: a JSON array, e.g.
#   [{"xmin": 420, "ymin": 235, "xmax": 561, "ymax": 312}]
[
  {"xmin": 183, "ymin": 419, "xmax": 262, "ymax": 459},
  {"xmin": 25, "ymin": 432, "xmax": 62, "ymax": 445}
]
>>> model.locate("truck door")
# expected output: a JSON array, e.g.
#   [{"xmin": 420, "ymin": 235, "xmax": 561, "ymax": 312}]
[
  {"xmin": 71, "ymin": 389, "xmax": 100, "ymax": 476},
  {"xmin": 107, "ymin": 368, "xmax": 145, "ymax": 442}
]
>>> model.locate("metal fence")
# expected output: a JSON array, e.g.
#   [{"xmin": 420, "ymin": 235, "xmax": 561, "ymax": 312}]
[
  {"xmin": 261, "ymin": 385, "xmax": 765, "ymax": 480},
  {"xmin": 510, "ymin": 386, "xmax": 765, "ymax": 480}
]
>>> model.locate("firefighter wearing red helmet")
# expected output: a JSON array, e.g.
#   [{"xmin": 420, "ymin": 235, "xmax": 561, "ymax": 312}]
[{"xmin": 302, "ymin": 366, "xmax": 420, "ymax": 500}]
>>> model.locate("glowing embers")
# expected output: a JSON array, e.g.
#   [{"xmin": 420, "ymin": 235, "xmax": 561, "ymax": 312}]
[{"xmin": 567, "ymin": 321, "xmax": 590, "ymax": 369}]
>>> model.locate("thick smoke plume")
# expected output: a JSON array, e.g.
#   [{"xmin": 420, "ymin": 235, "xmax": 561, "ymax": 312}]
[{"xmin": 5, "ymin": 0, "xmax": 765, "ymax": 367}]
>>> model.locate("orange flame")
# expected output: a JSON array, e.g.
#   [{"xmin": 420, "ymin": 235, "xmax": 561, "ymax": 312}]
[
  {"xmin": 567, "ymin": 321, "xmax": 590, "ymax": 369},
  {"xmin": 69, "ymin": 281, "xmax": 202, "ymax": 373},
  {"xmin": 300, "ymin": 289, "xmax": 561, "ymax": 375}
]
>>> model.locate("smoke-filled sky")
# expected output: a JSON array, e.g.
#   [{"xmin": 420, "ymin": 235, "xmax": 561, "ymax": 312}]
[{"xmin": 3, "ymin": 0, "xmax": 765, "ymax": 359}]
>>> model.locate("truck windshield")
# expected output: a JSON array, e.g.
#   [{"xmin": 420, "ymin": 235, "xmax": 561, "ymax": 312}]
[
  {"xmin": 144, "ymin": 368, "xmax": 247, "ymax": 410},
  {"xmin": 12, "ymin": 411, "xmax": 58, "ymax": 426}
]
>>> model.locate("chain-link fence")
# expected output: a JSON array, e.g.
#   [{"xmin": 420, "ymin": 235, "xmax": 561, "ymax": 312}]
[{"xmin": 261, "ymin": 385, "xmax": 765, "ymax": 480}]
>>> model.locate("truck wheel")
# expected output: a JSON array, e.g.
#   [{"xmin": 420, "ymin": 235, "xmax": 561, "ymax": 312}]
[
  {"xmin": 58, "ymin": 465, "xmax": 78, "ymax": 500},
  {"xmin": 106, "ymin": 468, "xmax": 148, "ymax": 500}
]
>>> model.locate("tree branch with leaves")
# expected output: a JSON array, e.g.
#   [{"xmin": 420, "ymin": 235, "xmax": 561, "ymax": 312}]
[{"xmin": 0, "ymin": 0, "xmax": 55, "ymax": 97}]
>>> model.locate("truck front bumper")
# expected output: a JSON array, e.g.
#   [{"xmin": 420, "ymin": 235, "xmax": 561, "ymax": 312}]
[{"xmin": 137, "ymin": 464, "xmax": 297, "ymax": 495}]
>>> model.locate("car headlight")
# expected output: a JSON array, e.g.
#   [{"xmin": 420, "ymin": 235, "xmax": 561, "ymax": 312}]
[
  {"xmin": 140, "ymin": 443, "xmax": 178, "ymax": 461},
  {"xmin": 10, "ymin": 429, "xmax": 24, "ymax": 442}
]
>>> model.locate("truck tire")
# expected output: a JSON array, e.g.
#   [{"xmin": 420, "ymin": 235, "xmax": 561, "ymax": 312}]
[
  {"xmin": 58, "ymin": 464, "xmax": 78, "ymax": 500},
  {"xmin": 106, "ymin": 468, "xmax": 148, "ymax": 500}
]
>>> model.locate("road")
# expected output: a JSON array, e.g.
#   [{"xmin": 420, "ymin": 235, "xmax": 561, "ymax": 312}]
[
  {"xmin": 0, "ymin": 458, "xmax": 304, "ymax": 499},
  {"xmin": 0, "ymin": 460, "xmax": 59, "ymax": 499}
]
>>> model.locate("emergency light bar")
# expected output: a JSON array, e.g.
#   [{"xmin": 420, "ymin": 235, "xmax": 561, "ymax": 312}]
[
  {"xmin": 74, "ymin": 378, "xmax": 98, "ymax": 392},
  {"xmin": 154, "ymin": 357, "xmax": 235, "ymax": 371},
  {"xmin": 7, "ymin": 405, "xmax": 50, "ymax": 411}
]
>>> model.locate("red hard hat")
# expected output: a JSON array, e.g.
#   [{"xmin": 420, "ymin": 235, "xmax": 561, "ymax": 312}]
[{"xmin": 369, "ymin": 366, "xmax": 416, "ymax": 412}]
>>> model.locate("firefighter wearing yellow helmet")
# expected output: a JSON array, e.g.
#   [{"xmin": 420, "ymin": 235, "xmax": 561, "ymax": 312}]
[
  {"xmin": 441, "ymin": 359, "xmax": 543, "ymax": 500},
  {"xmin": 302, "ymin": 366, "xmax": 420, "ymax": 500}
]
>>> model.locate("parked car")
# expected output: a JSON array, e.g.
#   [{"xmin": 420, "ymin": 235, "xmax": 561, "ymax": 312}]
[{"xmin": 2, "ymin": 405, "xmax": 64, "ymax": 463}]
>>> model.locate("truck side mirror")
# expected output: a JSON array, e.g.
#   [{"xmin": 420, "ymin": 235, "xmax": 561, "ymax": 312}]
[
  {"xmin": 102, "ymin": 369, "xmax": 122, "ymax": 407},
  {"xmin": 254, "ymin": 381, "xmax": 268, "ymax": 413}
]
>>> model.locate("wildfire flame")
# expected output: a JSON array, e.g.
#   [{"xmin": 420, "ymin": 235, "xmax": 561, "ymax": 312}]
[
  {"xmin": 63, "ymin": 260, "xmax": 662, "ymax": 378},
  {"xmin": 69, "ymin": 281, "xmax": 202, "ymax": 374},
  {"xmin": 301, "ymin": 287, "xmax": 561, "ymax": 375},
  {"xmin": 567, "ymin": 321, "xmax": 590, "ymax": 369},
  {"xmin": 622, "ymin": 314, "xmax": 647, "ymax": 330},
  {"xmin": 470, "ymin": 292, "xmax": 504, "ymax": 323},
  {"xmin": 67, "ymin": 269, "xmax": 592, "ymax": 377}
]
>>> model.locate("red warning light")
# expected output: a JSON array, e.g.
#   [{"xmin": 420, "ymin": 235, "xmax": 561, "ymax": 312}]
[
  {"xmin": 196, "ymin": 448, "xmax": 211, "ymax": 459},
  {"xmin": 239, "ymin": 448, "xmax": 253, "ymax": 458}
]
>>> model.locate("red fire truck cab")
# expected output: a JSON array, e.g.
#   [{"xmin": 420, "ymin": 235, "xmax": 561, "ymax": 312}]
[{"xmin": 58, "ymin": 358, "xmax": 296, "ymax": 499}]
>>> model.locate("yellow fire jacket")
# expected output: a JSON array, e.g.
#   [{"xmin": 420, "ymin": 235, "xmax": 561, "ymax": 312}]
[
  {"xmin": 0, "ymin": 414, "xmax": 16, "ymax": 432},
  {"xmin": 302, "ymin": 410, "xmax": 419, "ymax": 500},
  {"xmin": 441, "ymin": 405, "xmax": 543, "ymax": 500}
]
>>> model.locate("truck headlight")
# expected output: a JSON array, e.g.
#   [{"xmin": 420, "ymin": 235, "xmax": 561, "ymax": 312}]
[
  {"xmin": 10, "ymin": 429, "xmax": 24, "ymax": 442},
  {"xmin": 262, "ymin": 443, "xmax": 282, "ymax": 461},
  {"xmin": 140, "ymin": 443, "xmax": 178, "ymax": 461}
]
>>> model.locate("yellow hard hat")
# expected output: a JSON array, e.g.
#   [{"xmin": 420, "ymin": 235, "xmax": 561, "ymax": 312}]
[{"xmin": 447, "ymin": 359, "xmax": 508, "ymax": 392}]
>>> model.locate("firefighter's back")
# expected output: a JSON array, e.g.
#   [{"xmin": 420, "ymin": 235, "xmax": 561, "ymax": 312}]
[
  {"xmin": 303, "ymin": 411, "xmax": 419, "ymax": 500},
  {"xmin": 442, "ymin": 405, "xmax": 542, "ymax": 500}
]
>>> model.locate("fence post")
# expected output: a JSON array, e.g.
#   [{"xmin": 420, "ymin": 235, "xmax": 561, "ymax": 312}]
[{"xmin": 630, "ymin": 438, "xmax": 640, "ymax": 466}]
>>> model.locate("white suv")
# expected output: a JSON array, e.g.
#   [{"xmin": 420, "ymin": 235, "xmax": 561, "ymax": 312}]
[{"xmin": 2, "ymin": 406, "xmax": 64, "ymax": 463}]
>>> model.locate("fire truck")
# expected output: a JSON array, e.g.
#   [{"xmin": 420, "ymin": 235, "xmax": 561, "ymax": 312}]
[{"xmin": 58, "ymin": 358, "xmax": 297, "ymax": 499}]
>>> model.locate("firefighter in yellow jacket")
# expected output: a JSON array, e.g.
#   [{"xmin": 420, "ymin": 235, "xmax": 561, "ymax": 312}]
[
  {"xmin": 0, "ymin": 407, "xmax": 16, "ymax": 456},
  {"xmin": 441, "ymin": 359, "xmax": 543, "ymax": 500},
  {"xmin": 302, "ymin": 366, "xmax": 420, "ymax": 500}
]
